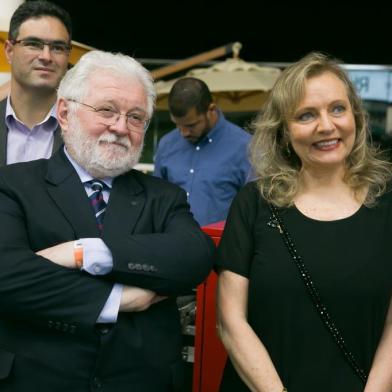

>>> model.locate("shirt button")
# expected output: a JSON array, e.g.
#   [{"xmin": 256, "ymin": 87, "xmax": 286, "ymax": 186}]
[
  {"xmin": 208, "ymin": 138, "xmax": 213, "ymax": 143},
  {"xmin": 186, "ymin": 192, "xmax": 190, "ymax": 197},
  {"xmin": 196, "ymin": 146, "xmax": 200, "ymax": 151},
  {"xmin": 190, "ymin": 169, "xmax": 194, "ymax": 173},
  {"xmin": 93, "ymin": 265, "xmax": 101, "ymax": 274}
]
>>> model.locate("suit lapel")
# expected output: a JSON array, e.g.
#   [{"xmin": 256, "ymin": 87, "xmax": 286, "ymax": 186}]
[
  {"xmin": 45, "ymin": 150, "xmax": 100, "ymax": 237},
  {"xmin": 0, "ymin": 99, "xmax": 7, "ymax": 167},
  {"xmin": 103, "ymin": 171, "xmax": 145, "ymax": 237}
]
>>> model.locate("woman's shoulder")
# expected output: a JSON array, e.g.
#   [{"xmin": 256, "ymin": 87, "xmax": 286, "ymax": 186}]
[
  {"xmin": 232, "ymin": 181, "xmax": 269, "ymax": 210},
  {"xmin": 227, "ymin": 181, "xmax": 272, "ymax": 227},
  {"xmin": 238, "ymin": 180, "xmax": 265, "ymax": 199}
]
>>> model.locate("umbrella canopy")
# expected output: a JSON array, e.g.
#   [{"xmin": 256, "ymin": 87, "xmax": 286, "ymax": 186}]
[{"xmin": 155, "ymin": 58, "xmax": 281, "ymax": 112}]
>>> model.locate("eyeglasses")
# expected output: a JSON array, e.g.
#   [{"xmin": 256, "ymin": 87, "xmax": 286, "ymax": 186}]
[
  {"xmin": 67, "ymin": 99, "xmax": 150, "ymax": 132},
  {"xmin": 11, "ymin": 38, "xmax": 71, "ymax": 55}
]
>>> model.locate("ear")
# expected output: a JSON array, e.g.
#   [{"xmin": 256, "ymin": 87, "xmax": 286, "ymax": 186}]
[
  {"xmin": 57, "ymin": 98, "xmax": 70, "ymax": 132},
  {"xmin": 208, "ymin": 102, "xmax": 217, "ymax": 112},
  {"xmin": 4, "ymin": 40, "xmax": 14, "ymax": 64}
]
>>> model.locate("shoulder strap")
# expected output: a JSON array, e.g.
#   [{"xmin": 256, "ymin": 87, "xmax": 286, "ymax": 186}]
[{"xmin": 268, "ymin": 204, "xmax": 368, "ymax": 384}]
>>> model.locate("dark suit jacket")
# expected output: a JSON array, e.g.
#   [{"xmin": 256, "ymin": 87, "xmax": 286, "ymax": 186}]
[
  {"xmin": 0, "ymin": 149, "xmax": 214, "ymax": 391},
  {"xmin": 0, "ymin": 98, "xmax": 63, "ymax": 167}
]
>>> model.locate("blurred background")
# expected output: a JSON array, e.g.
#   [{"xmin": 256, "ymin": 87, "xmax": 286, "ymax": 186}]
[{"xmin": 2, "ymin": 0, "xmax": 392, "ymax": 166}]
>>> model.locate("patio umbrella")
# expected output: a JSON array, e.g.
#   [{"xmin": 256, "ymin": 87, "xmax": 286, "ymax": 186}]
[{"xmin": 155, "ymin": 57, "xmax": 281, "ymax": 112}]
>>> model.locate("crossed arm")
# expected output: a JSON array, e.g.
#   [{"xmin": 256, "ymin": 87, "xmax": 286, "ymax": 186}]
[{"xmin": 36, "ymin": 241, "xmax": 166, "ymax": 313}]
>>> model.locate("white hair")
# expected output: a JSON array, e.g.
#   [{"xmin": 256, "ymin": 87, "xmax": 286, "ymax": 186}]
[{"xmin": 57, "ymin": 50, "xmax": 156, "ymax": 117}]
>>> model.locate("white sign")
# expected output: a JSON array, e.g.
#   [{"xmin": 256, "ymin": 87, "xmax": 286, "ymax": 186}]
[{"xmin": 348, "ymin": 70, "xmax": 392, "ymax": 102}]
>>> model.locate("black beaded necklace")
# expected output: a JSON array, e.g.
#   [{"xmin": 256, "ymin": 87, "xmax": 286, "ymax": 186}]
[{"xmin": 268, "ymin": 203, "xmax": 368, "ymax": 385}]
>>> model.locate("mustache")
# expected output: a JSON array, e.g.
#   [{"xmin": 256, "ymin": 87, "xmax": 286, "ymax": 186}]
[{"xmin": 98, "ymin": 133, "xmax": 131, "ymax": 149}]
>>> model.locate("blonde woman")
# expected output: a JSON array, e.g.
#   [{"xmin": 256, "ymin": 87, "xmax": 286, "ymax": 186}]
[{"xmin": 216, "ymin": 52, "xmax": 392, "ymax": 392}]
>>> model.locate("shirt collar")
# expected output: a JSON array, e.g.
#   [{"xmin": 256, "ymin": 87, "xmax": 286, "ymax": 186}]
[
  {"xmin": 63, "ymin": 146, "xmax": 113, "ymax": 189},
  {"xmin": 5, "ymin": 96, "xmax": 58, "ymax": 131},
  {"xmin": 198, "ymin": 109, "xmax": 226, "ymax": 144}
]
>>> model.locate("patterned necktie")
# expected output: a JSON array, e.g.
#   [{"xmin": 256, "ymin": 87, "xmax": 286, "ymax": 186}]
[{"xmin": 86, "ymin": 180, "xmax": 107, "ymax": 232}]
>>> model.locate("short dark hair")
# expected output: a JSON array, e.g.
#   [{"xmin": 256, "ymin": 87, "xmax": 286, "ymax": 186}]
[
  {"xmin": 9, "ymin": 1, "xmax": 72, "ymax": 41},
  {"xmin": 168, "ymin": 77, "xmax": 213, "ymax": 117}
]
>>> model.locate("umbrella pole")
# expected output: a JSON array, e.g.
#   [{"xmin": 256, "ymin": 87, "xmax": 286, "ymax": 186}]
[{"xmin": 151, "ymin": 42, "xmax": 242, "ymax": 80}]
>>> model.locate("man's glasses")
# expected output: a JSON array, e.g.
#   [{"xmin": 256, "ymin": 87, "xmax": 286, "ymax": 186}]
[
  {"xmin": 11, "ymin": 38, "xmax": 71, "ymax": 55},
  {"xmin": 67, "ymin": 99, "xmax": 150, "ymax": 132}
]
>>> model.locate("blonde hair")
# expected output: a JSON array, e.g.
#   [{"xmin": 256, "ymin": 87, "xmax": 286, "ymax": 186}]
[{"xmin": 250, "ymin": 52, "xmax": 392, "ymax": 207}]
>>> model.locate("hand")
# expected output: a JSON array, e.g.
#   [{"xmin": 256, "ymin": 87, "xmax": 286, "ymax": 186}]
[
  {"xmin": 120, "ymin": 286, "xmax": 167, "ymax": 312},
  {"xmin": 36, "ymin": 241, "xmax": 75, "ymax": 268}
]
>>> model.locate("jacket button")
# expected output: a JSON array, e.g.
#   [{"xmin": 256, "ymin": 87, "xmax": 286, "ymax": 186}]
[
  {"xmin": 95, "ymin": 323, "xmax": 111, "ymax": 335},
  {"xmin": 92, "ymin": 376, "xmax": 102, "ymax": 388}
]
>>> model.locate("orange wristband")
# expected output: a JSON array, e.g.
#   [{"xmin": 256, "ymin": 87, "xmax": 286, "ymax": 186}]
[{"xmin": 74, "ymin": 241, "xmax": 83, "ymax": 269}]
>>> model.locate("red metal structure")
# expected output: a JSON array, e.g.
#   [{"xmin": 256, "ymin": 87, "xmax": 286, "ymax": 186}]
[{"xmin": 193, "ymin": 221, "xmax": 227, "ymax": 392}]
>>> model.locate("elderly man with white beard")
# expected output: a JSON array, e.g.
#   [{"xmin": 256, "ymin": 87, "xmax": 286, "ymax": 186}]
[{"xmin": 0, "ymin": 50, "xmax": 214, "ymax": 392}]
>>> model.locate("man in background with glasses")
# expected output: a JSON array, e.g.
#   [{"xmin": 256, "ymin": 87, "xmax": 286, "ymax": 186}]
[
  {"xmin": 0, "ymin": 50, "xmax": 213, "ymax": 391},
  {"xmin": 0, "ymin": 0, "xmax": 72, "ymax": 167}
]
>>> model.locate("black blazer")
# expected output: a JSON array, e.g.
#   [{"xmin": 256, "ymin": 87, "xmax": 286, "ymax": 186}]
[
  {"xmin": 0, "ymin": 149, "xmax": 214, "ymax": 391},
  {"xmin": 0, "ymin": 98, "xmax": 62, "ymax": 167}
]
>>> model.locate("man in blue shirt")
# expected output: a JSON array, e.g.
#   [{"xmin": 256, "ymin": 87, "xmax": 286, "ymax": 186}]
[{"xmin": 154, "ymin": 77, "xmax": 252, "ymax": 226}]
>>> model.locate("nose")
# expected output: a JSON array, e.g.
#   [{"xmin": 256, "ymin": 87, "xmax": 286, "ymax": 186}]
[
  {"xmin": 108, "ymin": 113, "xmax": 130, "ymax": 135},
  {"xmin": 179, "ymin": 126, "xmax": 191, "ymax": 138},
  {"xmin": 317, "ymin": 112, "xmax": 335, "ymax": 133},
  {"xmin": 38, "ymin": 44, "xmax": 52, "ymax": 61}
]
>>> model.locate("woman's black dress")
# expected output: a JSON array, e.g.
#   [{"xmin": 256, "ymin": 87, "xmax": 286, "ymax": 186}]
[{"xmin": 215, "ymin": 182, "xmax": 392, "ymax": 392}]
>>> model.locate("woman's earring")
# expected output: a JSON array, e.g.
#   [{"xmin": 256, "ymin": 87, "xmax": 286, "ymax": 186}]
[{"xmin": 285, "ymin": 142, "xmax": 291, "ymax": 157}]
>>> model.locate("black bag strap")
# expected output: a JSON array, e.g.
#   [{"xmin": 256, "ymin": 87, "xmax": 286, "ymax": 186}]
[{"xmin": 268, "ymin": 204, "xmax": 368, "ymax": 384}]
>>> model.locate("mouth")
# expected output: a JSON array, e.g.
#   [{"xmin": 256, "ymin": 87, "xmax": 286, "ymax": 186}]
[
  {"xmin": 34, "ymin": 67, "xmax": 54, "ymax": 73},
  {"xmin": 313, "ymin": 138, "xmax": 340, "ymax": 150},
  {"xmin": 99, "ymin": 140, "xmax": 129, "ymax": 150},
  {"xmin": 185, "ymin": 136, "xmax": 198, "ymax": 144}
]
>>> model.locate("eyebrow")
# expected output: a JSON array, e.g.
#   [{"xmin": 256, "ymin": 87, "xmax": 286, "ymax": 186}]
[
  {"xmin": 95, "ymin": 101, "xmax": 148, "ymax": 115},
  {"xmin": 17, "ymin": 36, "xmax": 69, "ymax": 44}
]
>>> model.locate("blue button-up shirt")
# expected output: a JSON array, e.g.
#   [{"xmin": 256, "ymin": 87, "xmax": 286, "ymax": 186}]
[{"xmin": 154, "ymin": 112, "xmax": 252, "ymax": 226}]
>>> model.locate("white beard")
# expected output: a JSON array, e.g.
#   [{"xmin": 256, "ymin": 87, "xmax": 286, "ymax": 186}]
[{"xmin": 63, "ymin": 116, "xmax": 143, "ymax": 178}]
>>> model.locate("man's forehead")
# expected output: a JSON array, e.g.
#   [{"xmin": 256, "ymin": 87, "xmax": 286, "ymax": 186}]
[
  {"xmin": 172, "ymin": 107, "xmax": 203, "ymax": 123},
  {"xmin": 85, "ymin": 73, "xmax": 148, "ymax": 109},
  {"xmin": 17, "ymin": 16, "xmax": 69, "ymax": 41}
]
